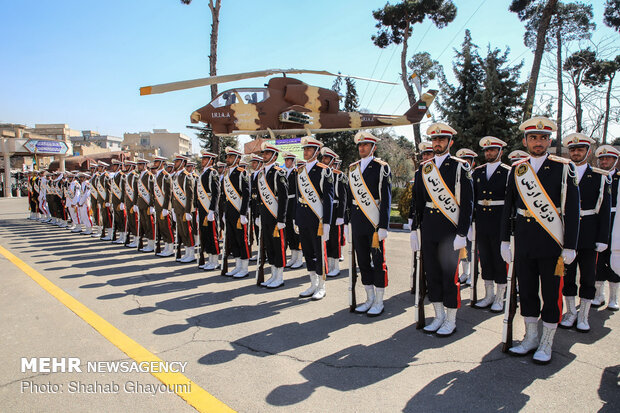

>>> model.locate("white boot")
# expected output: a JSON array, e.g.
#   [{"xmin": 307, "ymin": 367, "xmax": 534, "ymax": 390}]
[
  {"xmin": 299, "ymin": 272, "xmax": 318, "ymax": 297},
  {"xmin": 576, "ymin": 299, "xmax": 591, "ymax": 332},
  {"xmin": 82, "ymin": 227, "xmax": 93, "ymax": 235},
  {"xmin": 423, "ymin": 303, "xmax": 446, "ymax": 333},
  {"xmin": 127, "ymin": 235, "xmax": 138, "ymax": 248},
  {"xmin": 355, "ymin": 285, "xmax": 375, "ymax": 313},
  {"xmin": 179, "ymin": 246, "xmax": 196, "ymax": 263},
  {"xmin": 261, "ymin": 266, "xmax": 278, "ymax": 287},
  {"xmin": 291, "ymin": 250, "xmax": 304, "ymax": 269},
  {"xmin": 285, "ymin": 250, "xmax": 296, "ymax": 267},
  {"xmin": 226, "ymin": 258, "xmax": 241, "ymax": 276},
  {"xmin": 560, "ymin": 296, "xmax": 577, "ymax": 328},
  {"xmin": 367, "ymin": 287, "xmax": 385, "ymax": 317},
  {"xmin": 141, "ymin": 239, "xmax": 155, "ymax": 252},
  {"xmin": 72, "ymin": 224, "xmax": 83, "ymax": 233},
  {"xmin": 91, "ymin": 227, "xmax": 102, "ymax": 237},
  {"xmin": 203, "ymin": 254, "xmax": 218, "ymax": 270},
  {"xmin": 475, "ymin": 280, "xmax": 495, "ymax": 308},
  {"xmin": 459, "ymin": 261, "xmax": 470, "ymax": 284},
  {"xmin": 509, "ymin": 318, "xmax": 539, "ymax": 356},
  {"xmin": 490, "ymin": 283, "xmax": 507, "ymax": 313},
  {"xmin": 311, "ymin": 276, "xmax": 326, "ymax": 300},
  {"xmin": 533, "ymin": 323, "xmax": 557, "ymax": 364},
  {"xmin": 436, "ymin": 307, "xmax": 457, "ymax": 336},
  {"xmin": 326, "ymin": 257, "xmax": 340, "ymax": 277},
  {"xmin": 608, "ymin": 282, "xmax": 619, "ymax": 311},
  {"xmin": 592, "ymin": 281, "xmax": 606, "ymax": 307},
  {"xmin": 113, "ymin": 232, "xmax": 125, "ymax": 244},
  {"xmin": 266, "ymin": 267, "xmax": 285, "ymax": 289},
  {"xmin": 101, "ymin": 228, "xmax": 113, "ymax": 241},
  {"xmin": 158, "ymin": 243, "xmax": 174, "ymax": 257},
  {"xmin": 233, "ymin": 259, "xmax": 250, "ymax": 278}
]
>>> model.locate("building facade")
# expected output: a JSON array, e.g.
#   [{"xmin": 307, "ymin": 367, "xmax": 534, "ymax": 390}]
[{"xmin": 123, "ymin": 129, "xmax": 192, "ymax": 159}]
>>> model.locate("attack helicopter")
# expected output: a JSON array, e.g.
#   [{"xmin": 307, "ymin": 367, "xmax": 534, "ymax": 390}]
[{"xmin": 140, "ymin": 69, "xmax": 437, "ymax": 137}]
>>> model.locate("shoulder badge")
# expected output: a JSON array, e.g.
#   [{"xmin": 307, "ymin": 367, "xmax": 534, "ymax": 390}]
[
  {"xmin": 333, "ymin": 169, "xmax": 342, "ymax": 175},
  {"xmin": 548, "ymin": 154, "xmax": 570, "ymax": 164},
  {"xmin": 297, "ymin": 165, "xmax": 305, "ymax": 173},
  {"xmin": 500, "ymin": 163, "xmax": 511, "ymax": 170},
  {"xmin": 316, "ymin": 162, "xmax": 327, "ymax": 169},
  {"xmin": 450, "ymin": 155, "xmax": 468, "ymax": 164},
  {"xmin": 374, "ymin": 158, "xmax": 388, "ymax": 166}
]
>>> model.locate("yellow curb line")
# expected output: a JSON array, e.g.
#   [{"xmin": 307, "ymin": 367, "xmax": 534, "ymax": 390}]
[{"xmin": 0, "ymin": 244, "xmax": 234, "ymax": 413}]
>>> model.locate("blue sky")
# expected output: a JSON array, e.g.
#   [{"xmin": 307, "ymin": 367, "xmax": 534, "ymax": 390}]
[{"xmin": 1, "ymin": 0, "xmax": 616, "ymax": 151}]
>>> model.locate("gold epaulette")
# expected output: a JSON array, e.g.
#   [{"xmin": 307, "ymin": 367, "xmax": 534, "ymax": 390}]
[
  {"xmin": 333, "ymin": 169, "xmax": 342, "ymax": 175},
  {"xmin": 548, "ymin": 154, "xmax": 570, "ymax": 164},
  {"xmin": 500, "ymin": 163, "xmax": 511, "ymax": 170},
  {"xmin": 450, "ymin": 156, "xmax": 469, "ymax": 164},
  {"xmin": 374, "ymin": 158, "xmax": 388, "ymax": 166},
  {"xmin": 316, "ymin": 162, "xmax": 328, "ymax": 169}
]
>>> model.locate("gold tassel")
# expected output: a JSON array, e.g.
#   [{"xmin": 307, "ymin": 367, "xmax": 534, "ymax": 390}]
[
  {"xmin": 459, "ymin": 248, "xmax": 468, "ymax": 260},
  {"xmin": 317, "ymin": 219, "xmax": 323, "ymax": 236},
  {"xmin": 236, "ymin": 218, "xmax": 242, "ymax": 229},
  {"xmin": 203, "ymin": 217, "xmax": 209, "ymax": 226},
  {"xmin": 372, "ymin": 231, "xmax": 380, "ymax": 249},
  {"xmin": 554, "ymin": 257, "xmax": 564, "ymax": 277}
]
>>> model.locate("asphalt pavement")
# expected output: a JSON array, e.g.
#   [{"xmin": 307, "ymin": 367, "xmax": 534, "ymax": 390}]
[{"xmin": 0, "ymin": 197, "xmax": 618, "ymax": 412}]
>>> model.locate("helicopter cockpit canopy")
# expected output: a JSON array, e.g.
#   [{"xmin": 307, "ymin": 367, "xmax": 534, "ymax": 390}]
[{"xmin": 210, "ymin": 88, "xmax": 269, "ymax": 108}]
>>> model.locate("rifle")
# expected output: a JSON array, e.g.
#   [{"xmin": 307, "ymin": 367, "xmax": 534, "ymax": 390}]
[
  {"xmin": 220, "ymin": 218, "xmax": 228, "ymax": 275},
  {"xmin": 502, "ymin": 219, "xmax": 517, "ymax": 353},
  {"xmin": 137, "ymin": 208, "xmax": 143, "ymax": 251},
  {"xmin": 414, "ymin": 229, "xmax": 426, "ymax": 329},
  {"xmin": 176, "ymin": 212, "xmax": 182, "ymax": 260},
  {"xmin": 198, "ymin": 213, "xmax": 205, "ymax": 267},
  {"xmin": 111, "ymin": 204, "xmax": 117, "ymax": 241},
  {"xmin": 256, "ymin": 218, "xmax": 265, "ymax": 285},
  {"xmin": 410, "ymin": 250, "xmax": 417, "ymax": 294},
  {"xmin": 470, "ymin": 225, "xmax": 479, "ymax": 307},
  {"xmin": 124, "ymin": 206, "xmax": 130, "ymax": 246},
  {"xmin": 155, "ymin": 211, "xmax": 161, "ymax": 255},
  {"xmin": 348, "ymin": 223, "xmax": 357, "ymax": 312}
]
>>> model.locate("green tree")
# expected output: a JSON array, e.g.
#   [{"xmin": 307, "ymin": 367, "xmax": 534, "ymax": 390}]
[
  {"xmin": 371, "ymin": 0, "xmax": 457, "ymax": 146},
  {"xmin": 604, "ymin": 0, "xmax": 620, "ymax": 32},
  {"xmin": 437, "ymin": 30, "xmax": 484, "ymax": 151},
  {"xmin": 584, "ymin": 55, "xmax": 620, "ymax": 143},
  {"xmin": 510, "ymin": 0, "xmax": 559, "ymax": 120},
  {"xmin": 522, "ymin": 1, "xmax": 595, "ymax": 153},
  {"xmin": 317, "ymin": 77, "xmax": 359, "ymax": 168},
  {"xmin": 195, "ymin": 126, "xmax": 237, "ymax": 161},
  {"xmin": 563, "ymin": 48, "xmax": 598, "ymax": 132}
]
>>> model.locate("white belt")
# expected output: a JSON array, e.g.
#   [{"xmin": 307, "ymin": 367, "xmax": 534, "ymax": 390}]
[
  {"xmin": 287, "ymin": 194, "xmax": 295, "ymax": 199},
  {"xmin": 477, "ymin": 200, "xmax": 504, "ymax": 206},
  {"xmin": 580, "ymin": 209, "xmax": 596, "ymax": 217},
  {"xmin": 425, "ymin": 202, "xmax": 437, "ymax": 209},
  {"xmin": 611, "ymin": 207, "xmax": 616, "ymax": 213}
]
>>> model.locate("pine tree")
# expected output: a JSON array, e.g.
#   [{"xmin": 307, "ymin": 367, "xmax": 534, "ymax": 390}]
[
  {"xmin": 437, "ymin": 30, "xmax": 484, "ymax": 151},
  {"xmin": 317, "ymin": 77, "xmax": 360, "ymax": 168},
  {"xmin": 196, "ymin": 126, "xmax": 237, "ymax": 161}
]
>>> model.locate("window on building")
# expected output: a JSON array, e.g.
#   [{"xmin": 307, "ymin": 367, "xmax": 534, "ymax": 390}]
[{"xmin": 141, "ymin": 137, "xmax": 150, "ymax": 146}]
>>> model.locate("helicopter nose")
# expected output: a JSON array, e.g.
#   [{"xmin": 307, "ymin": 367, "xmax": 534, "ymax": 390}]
[{"xmin": 190, "ymin": 111, "xmax": 201, "ymax": 123}]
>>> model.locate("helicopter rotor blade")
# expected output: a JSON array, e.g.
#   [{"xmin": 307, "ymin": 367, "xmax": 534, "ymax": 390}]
[{"xmin": 140, "ymin": 68, "xmax": 396, "ymax": 95}]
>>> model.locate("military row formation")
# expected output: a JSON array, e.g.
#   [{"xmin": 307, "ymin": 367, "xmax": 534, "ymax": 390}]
[{"xmin": 24, "ymin": 117, "xmax": 620, "ymax": 366}]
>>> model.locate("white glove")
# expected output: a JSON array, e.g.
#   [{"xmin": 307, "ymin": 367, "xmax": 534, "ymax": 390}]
[
  {"xmin": 294, "ymin": 225, "xmax": 299, "ymax": 234},
  {"xmin": 207, "ymin": 211, "xmax": 215, "ymax": 221},
  {"xmin": 162, "ymin": 208, "xmax": 169, "ymax": 217},
  {"xmin": 562, "ymin": 249, "xmax": 577, "ymax": 265},
  {"xmin": 378, "ymin": 228, "xmax": 388, "ymax": 241},
  {"xmin": 119, "ymin": 203, "xmax": 125, "ymax": 211},
  {"xmin": 322, "ymin": 224, "xmax": 330, "ymax": 241},
  {"xmin": 172, "ymin": 212, "xmax": 177, "ymax": 222},
  {"xmin": 240, "ymin": 215, "xmax": 248, "ymax": 225},
  {"xmin": 149, "ymin": 206, "xmax": 155, "ymax": 215},
  {"xmin": 595, "ymin": 242, "xmax": 608, "ymax": 253},
  {"xmin": 344, "ymin": 225, "xmax": 350, "ymax": 242},
  {"xmin": 255, "ymin": 217, "xmax": 261, "ymax": 226},
  {"xmin": 453, "ymin": 235, "xmax": 467, "ymax": 251},
  {"xmin": 500, "ymin": 241, "xmax": 512, "ymax": 263},
  {"xmin": 467, "ymin": 225, "xmax": 473, "ymax": 241},
  {"xmin": 611, "ymin": 251, "xmax": 620, "ymax": 275},
  {"xmin": 335, "ymin": 217, "xmax": 345, "ymax": 226},
  {"xmin": 105, "ymin": 202, "xmax": 110, "ymax": 207},
  {"xmin": 407, "ymin": 218, "xmax": 413, "ymax": 229},
  {"xmin": 133, "ymin": 205, "xmax": 139, "ymax": 213},
  {"xmin": 185, "ymin": 212, "xmax": 192, "ymax": 222},
  {"xmin": 410, "ymin": 232, "xmax": 420, "ymax": 251},
  {"xmin": 277, "ymin": 222, "xmax": 286, "ymax": 230}
]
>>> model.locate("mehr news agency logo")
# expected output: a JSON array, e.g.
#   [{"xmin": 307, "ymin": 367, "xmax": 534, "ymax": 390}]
[{"xmin": 19, "ymin": 357, "xmax": 191, "ymax": 395}]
